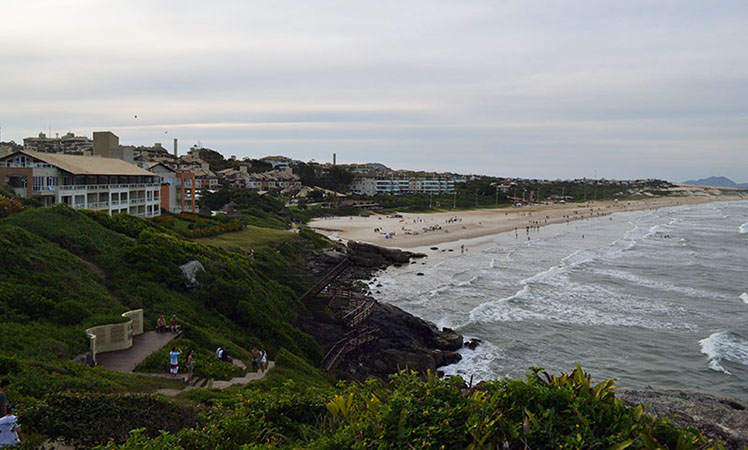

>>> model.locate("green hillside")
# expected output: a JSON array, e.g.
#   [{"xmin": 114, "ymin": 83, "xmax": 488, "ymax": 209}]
[{"xmin": 0, "ymin": 204, "xmax": 725, "ymax": 448}]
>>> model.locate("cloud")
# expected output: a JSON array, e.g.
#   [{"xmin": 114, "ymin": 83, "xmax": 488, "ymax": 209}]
[{"xmin": 1, "ymin": 0, "xmax": 747, "ymax": 181}]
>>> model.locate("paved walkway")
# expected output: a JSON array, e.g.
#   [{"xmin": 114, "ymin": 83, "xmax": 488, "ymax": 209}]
[
  {"xmin": 94, "ymin": 330, "xmax": 274, "ymax": 397},
  {"xmin": 95, "ymin": 331, "xmax": 181, "ymax": 373},
  {"xmin": 155, "ymin": 360, "xmax": 275, "ymax": 397}
]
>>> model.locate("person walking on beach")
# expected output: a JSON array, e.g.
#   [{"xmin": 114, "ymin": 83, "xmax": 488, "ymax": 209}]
[{"xmin": 169, "ymin": 347, "xmax": 182, "ymax": 377}]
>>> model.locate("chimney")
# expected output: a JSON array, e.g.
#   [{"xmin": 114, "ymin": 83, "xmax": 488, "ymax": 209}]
[
  {"xmin": 173, "ymin": 138, "xmax": 178, "ymax": 157},
  {"xmin": 333, "ymin": 153, "xmax": 336, "ymax": 165}
]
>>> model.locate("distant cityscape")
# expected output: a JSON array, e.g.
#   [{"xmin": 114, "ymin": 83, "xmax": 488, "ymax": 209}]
[{"xmin": 1, "ymin": 130, "xmax": 675, "ymax": 217}]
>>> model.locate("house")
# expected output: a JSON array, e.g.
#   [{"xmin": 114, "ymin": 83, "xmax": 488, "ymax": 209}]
[
  {"xmin": 145, "ymin": 163, "xmax": 197, "ymax": 213},
  {"xmin": 1, "ymin": 150, "xmax": 161, "ymax": 217},
  {"xmin": 23, "ymin": 132, "xmax": 93, "ymax": 155}
]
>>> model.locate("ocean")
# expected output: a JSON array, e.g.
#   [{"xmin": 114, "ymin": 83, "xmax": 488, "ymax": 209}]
[{"xmin": 373, "ymin": 201, "xmax": 748, "ymax": 400}]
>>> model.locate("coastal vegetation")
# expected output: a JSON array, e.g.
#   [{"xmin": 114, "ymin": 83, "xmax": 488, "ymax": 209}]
[
  {"xmin": 0, "ymin": 191, "xmax": 732, "ymax": 447},
  {"xmin": 101, "ymin": 367, "xmax": 718, "ymax": 449}
]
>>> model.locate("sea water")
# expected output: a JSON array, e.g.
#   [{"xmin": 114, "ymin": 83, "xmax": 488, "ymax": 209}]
[{"xmin": 373, "ymin": 201, "xmax": 748, "ymax": 399}]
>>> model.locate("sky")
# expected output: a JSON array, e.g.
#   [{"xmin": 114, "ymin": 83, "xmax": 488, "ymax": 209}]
[{"xmin": 1, "ymin": 0, "xmax": 747, "ymax": 182}]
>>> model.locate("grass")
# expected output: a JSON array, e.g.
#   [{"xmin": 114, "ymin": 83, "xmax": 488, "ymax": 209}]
[{"xmin": 195, "ymin": 225, "xmax": 299, "ymax": 252}]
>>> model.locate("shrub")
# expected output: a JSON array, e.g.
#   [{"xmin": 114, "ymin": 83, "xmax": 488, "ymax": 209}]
[
  {"xmin": 20, "ymin": 392, "xmax": 198, "ymax": 447},
  {"xmin": 0, "ymin": 196, "xmax": 24, "ymax": 217}
]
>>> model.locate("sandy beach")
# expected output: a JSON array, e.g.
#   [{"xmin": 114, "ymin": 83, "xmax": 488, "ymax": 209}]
[{"xmin": 309, "ymin": 189, "xmax": 747, "ymax": 249}]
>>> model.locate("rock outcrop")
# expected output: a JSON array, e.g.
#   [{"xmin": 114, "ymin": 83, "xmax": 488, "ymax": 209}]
[
  {"xmin": 617, "ymin": 388, "xmax": 748, "ymax": 449},
  {"xmin": 297, "ymin": 240, "xmax": 461, "ymax": 381}
]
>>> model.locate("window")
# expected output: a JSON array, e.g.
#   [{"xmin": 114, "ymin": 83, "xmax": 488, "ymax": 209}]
[
  {"xmin": 46, "ymin": 176, "xmax": 57, "ymax": 189},
  {"xmin": 33, "ymin": 176, "xmax": 44, "ymax": 191}
]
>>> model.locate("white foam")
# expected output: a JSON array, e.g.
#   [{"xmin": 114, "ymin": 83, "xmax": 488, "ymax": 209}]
[
  {"xmin": 699, "ymin": 331, "xmax": 748, "ymax": 375},
  {"xmin": 740, "ymin": 292, "xmax": 748, "ymax": 304},
  {"xmin": 440, "ymin": 339, "xmax": 502, "ymax": 382},
  {"xmin": 739, "ymin": 223, "xmax": 748, "ymax": 234}
]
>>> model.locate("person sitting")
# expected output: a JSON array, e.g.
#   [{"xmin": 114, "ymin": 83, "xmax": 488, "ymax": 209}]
[
  {"xmin": 156, "ymin": 314, "xmax": 167, "ymax": 333},
  {"xmin": 215, "ymin": 346, "xmax": 232, "ymax": 363},
  {"xmin": 169, "ymin": 315, "xmax": 179, "ymax": 333}
]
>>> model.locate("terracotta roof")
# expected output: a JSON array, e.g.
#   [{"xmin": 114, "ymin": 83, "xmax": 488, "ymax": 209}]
[{"xmin": 5, "ymin": 150, "xmax": 154, "ymax": 176}]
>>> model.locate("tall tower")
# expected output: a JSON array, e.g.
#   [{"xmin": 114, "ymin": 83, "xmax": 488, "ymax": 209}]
[
  {"xmin": 333, "ymin": 153, "xmax": 336, "ymax": 165},
  {"xmin": 174, "ymin": 138, "xmax": 178, "ymax": 157}
]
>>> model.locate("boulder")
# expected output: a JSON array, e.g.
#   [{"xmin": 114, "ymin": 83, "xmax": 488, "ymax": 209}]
[
  {"xmin": 434, "ymin": 328, "xmax": 464, "ymax": 351},
  {"xmin": 179, "ymin": 260, "xmax": 205, "ymax": 288}
]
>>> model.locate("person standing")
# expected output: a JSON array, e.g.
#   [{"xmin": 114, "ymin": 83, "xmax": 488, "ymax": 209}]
[
  {"xmin": 169, "ymin": 347, "xmax": 182, "ymax": 377},
  {"xmin": 251, "ymin": 347, "xmax": 260, "ymax": 372},
  {"xmin": 185, "ymin": 350, "xmax": 195, "ymax": 384},
  {"xmin": 259, "ymin": 349, "xmax": 267, "ymax": 373}
]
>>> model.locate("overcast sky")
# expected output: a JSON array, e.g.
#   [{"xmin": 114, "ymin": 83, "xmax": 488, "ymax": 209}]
[{"xmin": 1, "ymin": 1, "xmax": 747, "ymax": 181}]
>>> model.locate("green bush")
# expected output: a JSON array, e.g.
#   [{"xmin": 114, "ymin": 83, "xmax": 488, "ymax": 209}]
[
  {"xmin": 104, "ymin": 367, "xmax": 719, "ymax": 449},
  {"xmin": 20, "ymin": 392, "xmax": 198, "ymax": 447}
]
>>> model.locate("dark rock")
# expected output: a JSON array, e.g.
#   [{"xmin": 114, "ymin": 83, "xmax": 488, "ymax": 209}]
[
  {"xmin": 434, "ymin": 328, "xmax": 464, "ymax": 351},
  {"xmin": 433, "ymin": 350, "xmax": 461, "ymax": 367},
  {"xmin": 436, "ymin": 370, "xmax": 445, "ymax": 378},
  {"xmin": 617, "ymin": 388, "xmax": 748, "ymax": 449},
  {"xmin": 322, "ymin": 250, "xmax": 347, "ymax": 264},
  {"xmin": 430, "ymin": 247, "xmax": 439, "ymax": 250},
  {"xmin": 465, "ymin": 338, "xmax": 482, "ymax": 350},
  {"xmin": 416, "ymin": 272, "xmax": 424, "ymax": 276}
]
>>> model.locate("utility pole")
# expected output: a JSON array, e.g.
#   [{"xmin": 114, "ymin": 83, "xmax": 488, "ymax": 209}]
[
  {"xmin": 429, "ymin": 192, "xmax": 433, "ymax": 209},
  {"xmin": 495, "ymin": 185, "xmax": 499, "ymax": 205},
  {"xmin": 475, "ymin": 189, "xmax": 478, "ymax": 207},
  {"xmin": 453, "ymin": 190, "xmax": 456, "ymax": 209}
]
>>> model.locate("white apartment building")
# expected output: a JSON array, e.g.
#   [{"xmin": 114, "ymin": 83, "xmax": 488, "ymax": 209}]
[
  {"xmin": 0, "ymin": 150, "xmax": 161, "ymax": 217},
  {"xmin": 351, "ymin": 176, "xmax": 455, "ymax": 195}
]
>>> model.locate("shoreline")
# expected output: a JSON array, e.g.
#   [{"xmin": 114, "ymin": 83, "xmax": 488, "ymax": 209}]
[{"xmin": 310, "ymin": 194, "xmax": 747, "ymax": 249}]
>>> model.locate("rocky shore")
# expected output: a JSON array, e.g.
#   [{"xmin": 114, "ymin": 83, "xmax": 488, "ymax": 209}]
[
  {"xmin": 296, "ymin": 240, "xmax": 465, "ymax": 381},
  {"xmin": 297, "ymin": 241, "xmax": 748, "ymax": 447},
  {"xmin": 617, "ymin": 388, "xmax": 748, "ymax": 449}
]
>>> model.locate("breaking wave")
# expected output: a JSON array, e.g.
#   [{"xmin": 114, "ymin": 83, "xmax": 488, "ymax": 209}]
[{"xmin": 699, "ymin": 331, "xmax": 748, "ymax": 375}]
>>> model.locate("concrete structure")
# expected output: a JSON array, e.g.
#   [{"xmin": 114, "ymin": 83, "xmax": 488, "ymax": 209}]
[
  {"xmin": 86, "ymin": 309, "xmax": 144, "ymax": 364},
  {"xmin": 0, "ymin": 150, "xmax": 161, "ymax": 217},
  {"xmin": 23, "ymin": 132, "xmax": 93, "ymax": 155},
  {"xmin": 93, "ymin": 131, "xmax": 133, "ymax": 163}
]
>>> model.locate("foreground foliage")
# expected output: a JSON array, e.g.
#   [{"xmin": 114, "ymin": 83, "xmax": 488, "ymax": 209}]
[{"xmin": 103, "ymin": 367, "xmax": 720, "ymax": 449}]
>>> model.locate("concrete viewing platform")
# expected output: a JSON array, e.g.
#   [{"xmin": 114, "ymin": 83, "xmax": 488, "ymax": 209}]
[{"xmin": 95, "ymin": 330, "xmax": 181, "ymax": 373}]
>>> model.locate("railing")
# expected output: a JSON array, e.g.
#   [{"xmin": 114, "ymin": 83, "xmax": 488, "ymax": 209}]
[
  {"xmin": 59, "ymin": 183, "xmax": 161, "ymax": 192},
  {"xmin": 298, "ymin": 258, "xmax": 351, "ymax": 303},
  {"xmin": 321, "ymin": 327, "xmax": 379, "ymax": 373},
  {"xmin": 342, "ymin": 299, "xmax": 377, "ymax": 328}
]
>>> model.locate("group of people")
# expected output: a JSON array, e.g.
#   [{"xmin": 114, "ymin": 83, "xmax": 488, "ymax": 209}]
[
  {"xmin": 251, "ymin": 347, "xmax": 268, "ymax": 373},
  {"xmin": 0, "ymin": 379, "xmax": 23, "ymax": 447},
  {"xmin": 156, "ymin": 314, "xmax": 179, "ymax": 333},
  {"xmin": 168, "ymin": 347, "xmax": 195, "ymax": 383}
]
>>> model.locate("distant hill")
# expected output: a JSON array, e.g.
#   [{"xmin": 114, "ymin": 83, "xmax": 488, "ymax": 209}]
[{"xmin": 682, "ymin": 176, "xmax": 748, "ymax": 188}]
